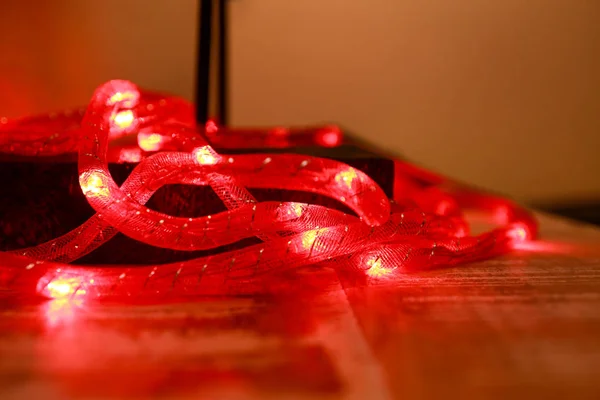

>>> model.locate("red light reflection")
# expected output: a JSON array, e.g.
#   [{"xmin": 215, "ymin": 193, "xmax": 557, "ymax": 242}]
[
  {"xmin": 43, "ymin": 298, "xmax": 82, "ymax": 329},
  {"xmin": 512, "ymin": 240, "xmax": 591, "ymax": 255}
]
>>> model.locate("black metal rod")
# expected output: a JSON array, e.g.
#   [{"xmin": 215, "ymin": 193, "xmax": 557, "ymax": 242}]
[
  {"xmin": 196, "ymin": 0, "xmax": 213, "ymax": 124},
  {"xmin": 217, "ymin": 0, "xmax": 228, "ymax": 125}
]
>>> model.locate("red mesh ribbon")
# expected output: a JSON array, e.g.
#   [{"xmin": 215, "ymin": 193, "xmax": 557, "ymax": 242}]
[{"xmin": 0, "ymin": 80, "xmax": 537, "ymax": 301}]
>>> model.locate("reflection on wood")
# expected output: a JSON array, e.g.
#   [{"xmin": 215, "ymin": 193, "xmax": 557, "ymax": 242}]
[{"xmin": 1, "ymin": 213, "xmax": 599, "ymax": 399}]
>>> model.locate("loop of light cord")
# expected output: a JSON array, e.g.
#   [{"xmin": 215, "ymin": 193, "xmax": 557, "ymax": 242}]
[{"xmin": 0, "ymin": 80, "xmax": 537, "ymax": 301}]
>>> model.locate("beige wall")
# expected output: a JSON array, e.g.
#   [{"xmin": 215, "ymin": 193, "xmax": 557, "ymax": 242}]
[
  {"xmin": 1, "ymin": 0, "xmax": 599, "ymax": 204},
  {"xmin": 0, "ymin": 0, "xmax": 197, "ymax": 114}
]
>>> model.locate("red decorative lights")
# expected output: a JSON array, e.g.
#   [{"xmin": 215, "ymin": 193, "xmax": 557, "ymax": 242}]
[{"xmin": 0, "ymin": 80, "xmax": 537, "ymax": 302}]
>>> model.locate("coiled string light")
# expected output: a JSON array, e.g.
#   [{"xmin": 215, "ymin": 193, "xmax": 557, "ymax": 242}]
[{"xmin": 0, "ymin": 80, "xmax": 537, "ymax": 301}]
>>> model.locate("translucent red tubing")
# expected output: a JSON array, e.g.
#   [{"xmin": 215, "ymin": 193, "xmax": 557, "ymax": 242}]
[{"xmin": 0, "ymin": 80, "xmax": 537, "ymax": 301}]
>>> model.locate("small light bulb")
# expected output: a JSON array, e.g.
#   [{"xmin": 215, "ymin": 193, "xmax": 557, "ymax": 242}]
[
  {"xmin": 108, "ymin": 90, "xmax": 137, "ymax": 106},
  {"xmin": 366, "ymin": 256, "xmax": 393, "ymax": 278},
  {"xmin": 112, "ymin": 110, "xmax": 134, "ymax": 130},
  {"xmin": 138, "ymin": 133, "xmax": 164, "ymax": 151},
  {"xmin": 334, "ymin": 168, "xmax": 358, "ymax": 190},
  {"xmin": 80, "ymin": 171, "xmax": 109, "ymax": 198},
  {"xmin": 193, "ymin": 145, "xmax": 220, "ymax": 165},
  {"xmin": 44, "ymin": 277, "xmax": 85, "ymax": 299},
  {"xmin": 316, "ymin": 126, "xmax": 342, "ymax": 147},
  {"xmin": 508, "ymin": 223, "xmax": 529, "ymax": 243}
]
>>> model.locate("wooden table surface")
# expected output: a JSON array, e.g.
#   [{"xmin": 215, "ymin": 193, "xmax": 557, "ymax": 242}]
[{"xmin": 1, "ymin": 213, "xmax": 599, "ymax": 400}]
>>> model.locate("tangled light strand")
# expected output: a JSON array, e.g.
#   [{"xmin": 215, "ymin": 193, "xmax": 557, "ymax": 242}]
[{"xmin": 0, "ymin": 80, "xmax": 536, "ymax": 301}]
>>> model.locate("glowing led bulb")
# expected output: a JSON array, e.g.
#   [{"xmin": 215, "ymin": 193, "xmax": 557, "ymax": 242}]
[
  {"xmin": 80, "ymin": 171, "xmax": 109, "ymax": 198},
  {"xmin": 138, "ymin": 133, "xmax": 164, "ymax": 151},
  {"xmin": 45, "ymin": 277, "xmax": 85, "ymax": 299},
  {"xmin": 366, "ymin": 256, "xmax": 393, "ymax": 278},
  {"xmin": 108, "ymin": 90, "xmax": 137, "ymax": 106},
  {"xmin": 111, "ymin": 110, "xmax": 134, "ymax": 130},
  {"xmin": 335, "ymin": 168, "xmax": 358, "ymax": 190},
  {"xmin": 508, "ymin": 224, "xmax": 529, "ymax": 243},
  {"xmin": 194, "ymin": 145, "xmax": 220, "ymax": 165},
  {"xmin": 316, "ymin": 126, "xmax": 342, "ymax": 147}
]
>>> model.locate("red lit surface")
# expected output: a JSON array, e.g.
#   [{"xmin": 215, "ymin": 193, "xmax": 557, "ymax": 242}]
[
  {"xmin": 0, "ymin": 213, "xmax": 599, "ymax": 399},
  {"xmin": 0, "ymin": 80, "xmax": 538, "ymax": 301}
]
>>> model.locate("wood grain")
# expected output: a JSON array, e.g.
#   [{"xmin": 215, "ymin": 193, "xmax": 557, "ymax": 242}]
[{"xmin": 0, "ymin": 213, "xmax": 599, "ymax": 399}]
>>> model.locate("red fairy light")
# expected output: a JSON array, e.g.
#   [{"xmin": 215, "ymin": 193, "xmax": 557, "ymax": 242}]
[
  {"xmin": 365, "ymin": 256, "xmax": 394, "ymax": 278},
  {"xmin": 334, "ymin": 168, "xmax": 359, "ymax": 190},
  {"xmin": 315, "ymin": 125, "xmax": 342, "ymax": 147},
  {"xmin": 112, "ymin": 110, "xmax": 135, "ymax": 129},
  {"xmin": 109, "ymin": 109, "xmax": 138, "ymax": 140},
  {"xmin": 80, "ymin": 171, "xmax": 110, "ymax": 199},
  {"xmin": 205, "ymin": 119, "xmax": 219, "ymax": 135},
  {"xmin": 41, "ymin": 276, "xmax": 86, "ymax": 300},
  {"xmin": 193, "ymin": 145, "xmax": 220, "ymax": 165},
  {"xmin": 0, "ymin": 79, "xmax": 537, "ymax": 301},
  {"xmin": 107, "ymin": 88, "xmax": 139, "ymax": 106},
  {"xmin": 507, "ymin": 223, "xmax": 530, "ymax": 242},
  {"xmin": 137, "ymin": 132, "xmax": 165, "ymax": 151}
]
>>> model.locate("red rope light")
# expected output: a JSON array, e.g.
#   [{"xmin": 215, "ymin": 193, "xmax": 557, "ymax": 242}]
[{"xmin": 0, "ymin": 80, "xmax": 537, "ymax": 301}]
